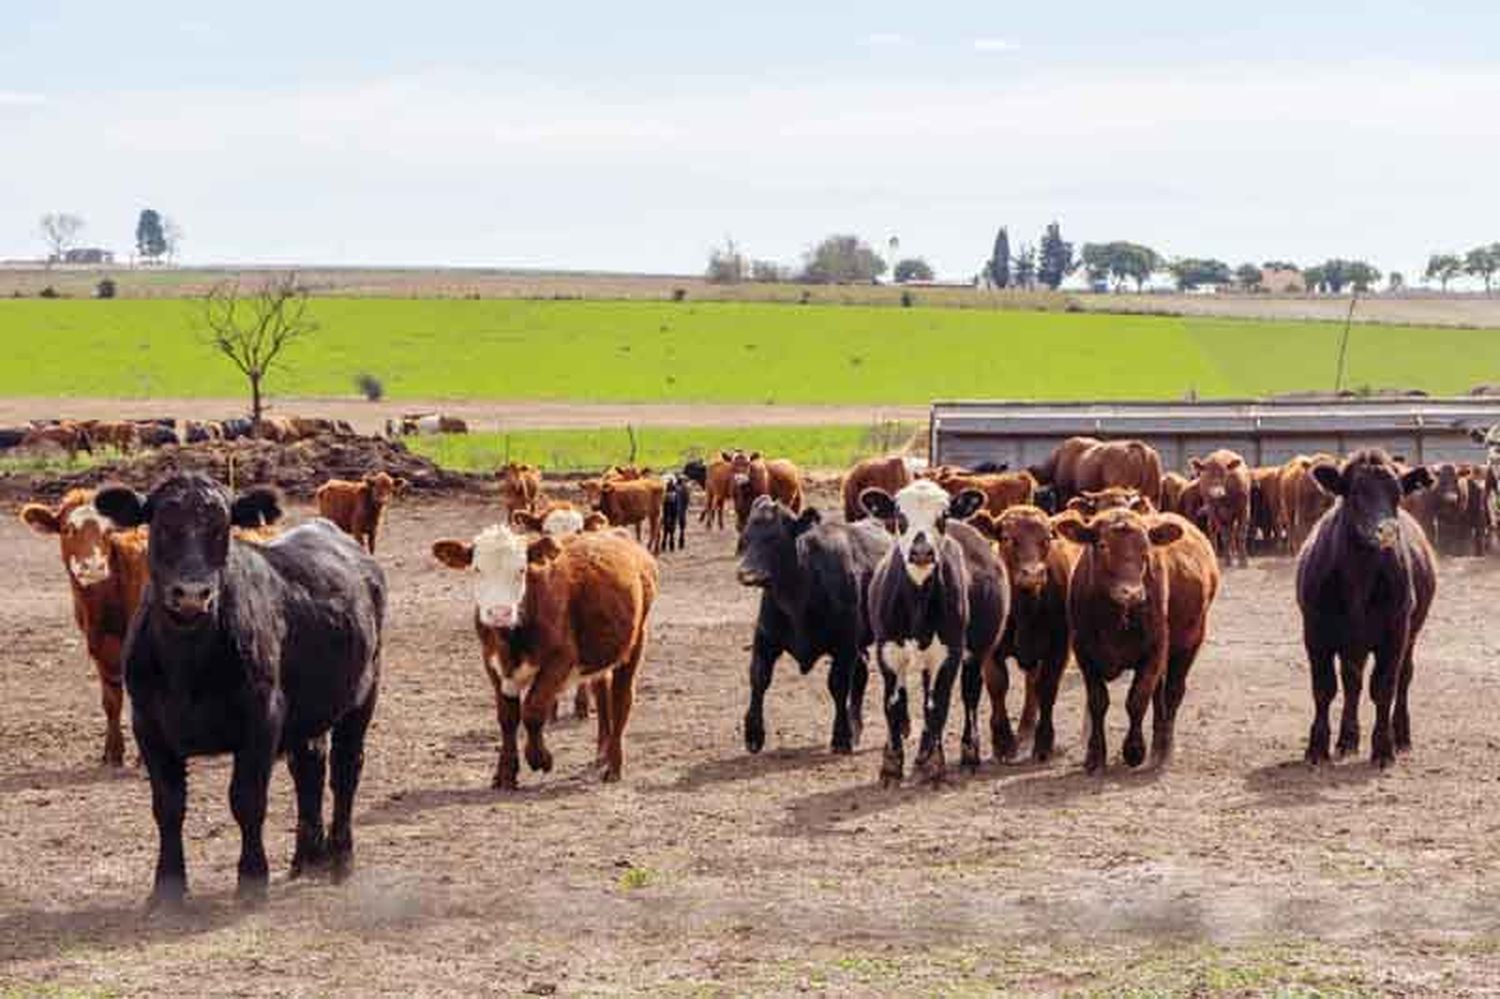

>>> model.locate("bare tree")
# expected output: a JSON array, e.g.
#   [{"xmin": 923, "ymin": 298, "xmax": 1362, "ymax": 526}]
[
  {"xmin": 163, "ymin": 216, "xmax": 184, "ymax": 264},
  {"xmin": 38, "ymin": 212, "xmax": 85, "ymax": 266},
  {"xmin": 201, "ymin": 273, "xmax": 318, "ymax": 426}
]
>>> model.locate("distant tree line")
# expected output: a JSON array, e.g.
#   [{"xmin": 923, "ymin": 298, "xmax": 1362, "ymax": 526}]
[
  {"xmin": 31, "ymin": 208, "xmax": 182, "ymax": 268},
  {"xmin": 706, "ymin": 234, "xmax": 936, "ymax": 286}
]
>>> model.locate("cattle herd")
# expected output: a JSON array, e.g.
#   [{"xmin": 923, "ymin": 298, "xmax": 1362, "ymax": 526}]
[{"xmin": 13, "ymin": 427, "xmax": 1495, "ymax": 909}]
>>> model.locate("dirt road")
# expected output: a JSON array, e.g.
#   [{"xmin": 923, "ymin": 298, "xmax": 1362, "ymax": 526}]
[{"xmin": 3, "ymin": 489, "xmax": 1500, "ymax": 995}]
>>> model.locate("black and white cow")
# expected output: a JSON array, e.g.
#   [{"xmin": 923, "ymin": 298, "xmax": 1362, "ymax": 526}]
[
  {"xmin": 860, "ymin": 479, "xmax": 1009, "ymax": 785},
  {"xmin": 660, "ymin": 472, "xmax": 692, "ymax": 552},
  {"xmin": 95, "ymin": 474, "xmax": 385, "ymax": 908},
  {"xmin": 736, "ymin": 497, "xmax": 892, "ymax": 754}
]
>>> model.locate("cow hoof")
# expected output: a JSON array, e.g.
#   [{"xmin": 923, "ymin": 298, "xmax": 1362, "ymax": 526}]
[
  {"xmin": 1122, "ymin": 738, "xmax": 1146, "ymax": 768},
  {"xmin": 830, "ymin": 738, "xmax": 853, "ymax": 755},
  {"xmin": 848, "ymin": 717, "xmax": 864, "ymax": 749},
  {"xmin": 525, "ymin": 745, "xmax": 553, "ymax": 773},
  {"xmin": 600, "ymin": 767, "xmax": 622, "ymax": 784},
  {"xmin": 235, "ymin": 876, "xmax": 269, "ymax": 907},
  {"xmin": 959, "ymin": 748, "xmax": 980, "ymax": 774},
  {"xmin": 1084, "ymin": 750, "xmax": 1106, "ymax": 775},
  {"xmin": 879, "ymin": 749, "xmax": 904, "ymax": 787},
  {"xmin": 917, "ymin": 748, "xmax": 946, "ymax": 785},
  {"xmin": 145, "ymin": 881, "xmax": 187, "ymax": 914},
  {"xmin": 290, "ymin": 830, "xmax": 330, "ymax": 879},
  {"xmin": 744, "ymin": 716, "xmax": 766, "ymax": 755},
  {"xmin": 493, "ymin": 760, "xmax": 520, "ymax": 790}
]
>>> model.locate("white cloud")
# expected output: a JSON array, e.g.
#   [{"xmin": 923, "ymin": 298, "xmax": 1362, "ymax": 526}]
[
  {"xmin": 0, "ymin": 91, "xmax": 45, "ymax": 106},
  {"xmin": 859, "ymin": 32, "xmax": 907, "ymax": 47},
  {"xmin": 973, "ymin": 37, "xmax": 1019, "ymax": 52}
]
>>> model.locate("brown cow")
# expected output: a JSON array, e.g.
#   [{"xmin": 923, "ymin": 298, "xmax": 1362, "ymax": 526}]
[
  {"xmin": 21, "ymin": 422, "xmax": 93, "ymax": 459},
  {"xmin": 731, "ymin": 454, "xmax": 804, "ymax": 529},
  {"xmin": 969, "ymin": 505, "xmax": 1073, "ymax": 762},
  {"xmin": 496, "ymin": 462, "xmax": 544, "ymax": 515},
  {"xmin": 253, "ymin": 416, "xmax": 296, "ymax": 442},
  {"xmin": 1027, "ymin": 436, "xmax": 1098, "ymax": 504},
  {"xmin": 21, "ymin": 490, "xmax": 150, "ymax": 765},
  {"xmin": 933, "ymin": 469, "xmax": 1036, "ymax": 518},
  {"xmin": 1250, "ymin": 466, "xmax": 1286, "ymax": 554},
  {"xmin": 582, "ymin": 476, "xmax": 666, "ymax": 552},
  {"xmin": 80, "ymin": 420, "xmax": 140, "ymax": 454},
  {"xmin": 842, "ymin": 455, "xmax": 912, "ymax": 523},
  {"xmin": 432, "ymin": 525, "xmax": 658, "ymax": 787},
  {"xmin": 1064, "ymin": 486, "xmax": 1155, "ymax": 518},
  {"xmin": 1159, "ymin": 472, "xmax": 1191, "ymax": 515},
  {"xmin": 1190, "ymin": 449, "xmax": 1252, "ymax": 567},
  {"xmin": 1406, "ymin": 462, "xmax": 1487, "ymax": 557},
  {"xmin": 1280, "ymin": 454, "xmax": 1337, "ymax": 551},
  {"xmin": 1056, "ymin": 509, "xmax": 1220, "ymax": 772},
  {"xmin": 1033, "ymin": 437, "xmax": 1163, "ymax": 507},
  {"xmin": 314, "ymin": 471, "xmax": 409, "ymax": 554},
  {"xmin": 684, "ymin": 453, "xmax": 737, "ymax": 530}
]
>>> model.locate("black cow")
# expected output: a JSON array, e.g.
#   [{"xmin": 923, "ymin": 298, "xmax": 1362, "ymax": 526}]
[
  {"xmin": 135, "ymin": 423, "xmax": 180, "ymax": 447},
  {"xmin": 1296, "ymin": 450, "xmax": 1436, "ymax": 768},
  {"xmin": 221, "ymin": 418, "xmax": 254, "ymax": 441},
  {"xmin": 95, "ymin": 474, "xmax": 385, "ymax": 907},
  {"xmin": 736, "ymin": 497, "xmax": 892, "ymax": 754},
  {"xmin": 861, "ymin": 479, "xmax": 1009, "ymax": 785},
  {"xmin": 660, "ymin": 473, "xmax": 691, "ymax": 552}
]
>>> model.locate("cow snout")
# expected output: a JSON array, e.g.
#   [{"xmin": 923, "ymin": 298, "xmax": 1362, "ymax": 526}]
[
  {"xmin": 481, "ymin": 604, "xmax": 519, "ymax": 629},
  {"xmin": 1014, "ymin": 564, "xmax": 1048, "ymax": 591},
  {"xmin": 736, "ymin": 566, "xmax": 769, "ymax": 587},
  {"xmin": 733, "ymin": 473, "xmax": 750, "ymax": 487},
  {"xmin": 1109, "ymin": 582, "xmax": 1146, "ymax": 608},
  {"xmin": 167, "ymin": 581, "xmax": 215, "ymax": 618},
  {"xmin": 1376, "ymin": 519, "xmax": 1400, "ymax": 549},
  {"xmin": 68, "ymin": 553, "xmax": 111, "ymax": 586},
  {"xmin": 1206, "ymin": 484, "xmax": 1227, "ymax": 500}
]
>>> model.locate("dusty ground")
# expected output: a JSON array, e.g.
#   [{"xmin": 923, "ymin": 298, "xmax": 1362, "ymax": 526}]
[{"xmin": 4, "ymin": 487, "xmax": 1500, "ymax": 996}]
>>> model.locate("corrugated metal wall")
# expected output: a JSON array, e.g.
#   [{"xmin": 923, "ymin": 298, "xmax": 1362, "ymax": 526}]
[{"xmin": 930, "ymin": 399, "xmax": 1500, "ymax": 473}]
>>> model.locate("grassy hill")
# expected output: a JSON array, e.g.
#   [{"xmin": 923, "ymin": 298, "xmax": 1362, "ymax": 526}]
[{"xmin": 1, "ymin": 298, "xmax": 1496, "ymax": 403}]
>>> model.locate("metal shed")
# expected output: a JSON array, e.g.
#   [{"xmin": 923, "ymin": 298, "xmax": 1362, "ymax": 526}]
[{"xmin": 929, "ymin": 398, "xmax": 1500, "ymax": 474}]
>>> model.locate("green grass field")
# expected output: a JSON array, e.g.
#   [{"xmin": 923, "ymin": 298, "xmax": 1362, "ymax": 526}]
[
  {"xmin": 2, "ymin": 298, "xmax": 1497, "ymax": 403},
  {"xmin": 404, "ymin": 423, "xmax": 917, "ymax": 473}
]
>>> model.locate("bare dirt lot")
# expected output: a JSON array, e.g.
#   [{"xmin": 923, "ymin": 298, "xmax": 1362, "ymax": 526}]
[{"xmin": 4, "ymin": 488, "xmax": 1500, "ymax": 995}]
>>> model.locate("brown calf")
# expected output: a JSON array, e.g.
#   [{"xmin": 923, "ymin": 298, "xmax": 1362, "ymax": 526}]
[
  {"xmin": 432, "ymin": 526, "xmax": 658, "ymax": 787},
  {"xmin": 1032, "ymin": 437, "xmax": 1163, "ymax": 507},
  {"xmin": 1056, "ymin": 510, "xmax": 1220, "ymax": 772},
  {"xmin": 1064, "ymin": 486, "xmax": 1155, "ymax": 518},
  {"xmin": 1159, "ymin": 472, "xmax": 1191, "ymax": 515},
  {"xmin": 731, "ymin": 454, "xmax": 804, "ymax": 529},
  {"xmin": 496, "ymin": 462, "xmax": 544, "ymax": 515},
  {"xmin": 80, "ymin": 420, "xmax": 140, "ymax": 454},
  {"xmin": 1190, "ymin": 449, "xmax": 1252, "ymax": 567},
  {"xmin": 582, "ymin": 476, "xmax": 666, "ymax": 552},
  {"xmin": 21, "ymin": 490, "xmax": 150, "ymax": 765},
  {"xmin": 842, "ymin": 455, "xmax": 912, "ymax": 523},
  {"xmin": 314, "ymin": 471, "xmax": 409, "ymax": 554},
  {"xmin": 1250, "ymin": 465, "xmax": 1286, "ymax": 553},
  {"xmin": 21, "ymin": 422, "xmax": 93, "ymax": 459},
  {"xmin": 1280, "ymin": 454, "xmax": 1337, "ymax": 551},
  {"xmin": 934, "ymin": 469, "xmax": 1036, "ymax": 517}
]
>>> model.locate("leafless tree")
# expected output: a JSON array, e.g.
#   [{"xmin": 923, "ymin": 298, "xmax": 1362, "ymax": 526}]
[
  {"xmin": 163, "ymin": 216, "xmax": 184, "ymax": 264},
  {"xmin": 201, "ymin": 273, "xmax": 318, "ymax": 426},
  {"xmin": 38, "ymin": 212, "xmax": 85, "ymax": 266}
]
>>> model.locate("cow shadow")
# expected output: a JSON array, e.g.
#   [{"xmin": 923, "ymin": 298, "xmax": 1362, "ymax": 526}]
[
  {"xmin": 1242, "ymin": 756, "xmax": 1382, "ymax": 807},
  {"xmin": 776, "ymin": 761, "xmax": 1007, "ymax": 839},
  {"xmin": 647, "ymin": 743, "xmax": 864, "ymax": 794},
  {"xmin": 0, "ymin": 894, "xmax": 246, "ymax": 965},
  {"xmin": 0, "ymin": 763, "xmax": 139, "ymax": 796},
  {"xmin": 360, "ymin": 776, "xmax": 593, "ymax": 828},
  {"xmin": 993, "ymin": 757, "xmax": 1168, "ymax": 805}
]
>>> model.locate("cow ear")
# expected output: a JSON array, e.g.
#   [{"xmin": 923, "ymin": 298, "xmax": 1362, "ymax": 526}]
[
  {"xmin": 947, "ymin": 488, "xmax": 986, "ymax": 521},
  {"xmin": 582, "ymin": 512, "xmax": 610, "ymax": 532},
  {"xmin": 719, "ymin": 450, "xmax": 732, "ymax": 462},
  {"xmin": 859, "ymin": 488, "xmax": 898, "ymax": 521},
  {"xmin": 231, "ymin": 487, "xmax": 283, "ymax": 528},
  {"xmin": 510, "ymin": 511, "xmax": 544, "ymax": 533},
  {"xmin": 1131, "ymin": 495, "xmax": 1155, "ymax": 513},
  {"xmin": 431, "ymin": 540, "xmax": 474, "ymax": 569},
  {"xmin": 1065, "ymin": 495, "xmax": 1093, "ymax": 516},
  {"xmin": 791, "ymin": 508, "xmax": 821, "ymax": 536},
  {"xmin": 94, "ymin": 486, "xmax": 149, "ymax": 528},
  {"xmin": 749, "ymin": 451, "xmax": 762, "ymax": 462},
  {"xmin": 1401, "ymin": 466, "xmax": 1435, "ymax": 495},
  {"xmin": 527, "ymin": 536, "xmax": 563, "ymax": 565},
  {"xmin": 1470, "ymin": 427, "xmax": 1488, "ymax": 445},
  {"xmin": 19, "ymin": 503, "xmax": 60, "ymax": 535},
  {"xmin": 1311, "ymin": 463, "xmax": 1345, "ymax": 497},
  {"xmin": 1053, "ymin": 515, "xmax": 1097, "ymax": 546},
  {"xmin": 967, "ymin": 510, "xmax": 1000, "ymax": 540},
  {"xmin": 1227, "ymin": 457, "xmax": 1243, "ymax": 470},
  {"xmin": 1148, "ymin": 520, "xmax": 1184, "ymax": 546},
  {"xmin": 1189, "ymin": 458, "xmax": 1204, "ymax": 474}
]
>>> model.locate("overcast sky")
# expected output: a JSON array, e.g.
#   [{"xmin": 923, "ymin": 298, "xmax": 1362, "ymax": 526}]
[{"xmin": 3, "ymin": 1, "xmax": 1498, "ymax": 282}]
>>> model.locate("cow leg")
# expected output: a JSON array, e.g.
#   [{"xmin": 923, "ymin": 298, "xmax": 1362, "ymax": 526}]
[
  {"xmin": 602, "ymin": 643, "xmax": 645, "ymax": 782},
  {"xmin": 521, "ymin": 698, "xmax": 555, "ymax": 777},
  {"xmin": 287, "ymin": 734, "xmax": 330, "ymax": 878},
  {"xmin": 574, "ymin": 681, "xmax": 593, "ymax": 720},
  {"xmin": 847, "ymin": 651, "xmax": 869, "ymax": 748},
  {"xmin": 1151, "ymin": 648, "xmax": 1193, "ymax": 764},
  {"xmin": 1394, "ymin": 643, "xmax": 1416, "ymax": 753},
  {"xmin": 877, "ymin": 644, "xmax": 908, "ymax": 787},
  {"xmin": 827, "ymin": 655, "xmax": 855, "ymax": 754},
  {"xmin": 228, "ymin": 739, "xmax": 276, "ymax": 903},
  {"xmin": 593, "ymin": 675, "xmax": 615, "ymax": 771},
  {"xmin": 958, "ymin": 651, "xmax": 988, "ymax": 771},
  {"xmin": 1082, "ymin": 670, "xmax": 1110, "ymax": 774},
  {"xmin": 1369, "ymin": 639, "xmax": 1402, "ymax": 768},
  {"xmin": 1122, "ymin": 665, "xmax": 1157, "ymax": 768},
  {"xmin": 1016, "ymin": 667, "xmax": 1039, "ymax": 748},
  {"xmin": 328, "ymin": 692, "xmax": 376, "ymax": 882},
  {"xmin": 495, "ymin": 691, "xmax": 521, "ymax": 790},
  {"xmin": 980, "ymin": 654, "xmax": 1014, "ymax": 765},
  {"xmin": 745, "ymin": 631, "xmax": 780, "ymax": 754},
  {"xmin": 1336, "ymin": 652, "xmax": 1364, "ymax": 757},
  {"xmin": 1305, "ymin": 645, "xmax": 1336, "ymax": 765},
  {"xmin": 1032, "ymin": 653, "xmax": 1066, "ymax": 763},
  {"xmin": 100, "ymin": 676, "xmax": 126, "ymax": 767},
  {"xmin": 1237, "ymin": 518, "xmax": 1250, "ymax": 567},
  {"xmin": 915, "ymin": 647, "xmax": 963, "ymax": 784},
  {"xmin": 140, "ymin": 730, "xmax": 188, "ymax": 909}
]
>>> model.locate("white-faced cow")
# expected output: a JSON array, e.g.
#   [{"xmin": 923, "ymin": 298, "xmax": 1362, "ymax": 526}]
[
  {"xmin": 95, "ymin": 475, "xmax": 385, "ymax": 908},
  {"xmin": 860, "ymin": 480, "xmax": 1009, "ymax": 785},
  {"xmin": 735, "ymin": 496, "xmax": 892, "ymax": 755}
]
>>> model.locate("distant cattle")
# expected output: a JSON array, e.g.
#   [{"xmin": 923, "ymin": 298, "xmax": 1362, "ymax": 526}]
[
  {"xmin": 1055, "ymin": 509, "xmax": 1220, "ymax": 772},
  {"xmin": 1159, "ymin": 472, "xmax": 1191, "ymax": 516},
  {"xmin": 96, "ymin": 475, "xmax": 384, "ymax": 905},
  {"xmin": 1064, "ymin": 486, "xmax": 1154, "ymax": 518},
  {"xmin": 510, "ymin": 504, "xmax": 610, "ymax": 537},
  {"xmin": 252, "ymin": 416, "xmax": 297, "ymax": 442},
  {"xmin": 396, "ymin": 413, "xmax": 468, "ymax": 435},
  {"xmin": 736, "ymin": 497, "xmax": 892, "ymax": 754},
  {"xmin": 1280, "ymin": 454, "xmax": 1338, "ymax": 551},
  {"xmin": 136, "ymin": 424, "xmax": 180, "ymax": 448},
  {"xmin": 1031, "ymin": 437, "xmax": 1163, "ymax": 508},
  {"xmin": 1191, "ymin": 449, "xmax": 1252, "ymax": 567},
  {"xmin": 931, "ymin": 468, "xmax": 1036, "ymax": 518},
  {"xmin": 20, "ymin": 490, "xmax": 150, "ymax": 766},
  {"xmin": 21, "ymin": 422, "xmax": 93, "ymax": 459},
  {"xmin": 315, "ymin": 472, "xmax": 409, "ymax": 554},
  {"xmin": 496, "ymin": 463, "xmax": 544, "ymax": 515},
  {"xmin": 432, "ymin": 524, "xmax": 657, "ymax": 787},
  {"xmin": 80, "ymin": 420, "xmax": 140, "ymax": 454},
  {"xmin": 969, "ymin": 505, "xmax": 1073, "ymax": 762},
  {"xmin": 861, "ymin": 480, "xmax": 1009, "ymax": 782},
  {"xmin": 1249, "ymin": 466, "xmax": 1286, "ymax": 554},
  {"xmin": 220, "ymin": 418, "xmax": 255, "ymax": 441},
  {"xmin": 1404, "ymin": 463, "xmax": 1487, "ymax": 557},
  {"xmin": 0, "ymin": 426, "xmax": 27, "ymax": 450},
  {"xmin": 731, "ymin": 454, "xmax": 804, "ymax": 530},
  {"xmin": 842, "ymin": 456, "xmax": 913, "ymax": 523},
  {"xmin": 683, "ymin": 453, "xmax": 736, "ymax": 530},
  {"xmin": 1296, "ymin": 450, "xmax": 1436, "ymax": 767},
  {"xmin": 582, "ymin": 475, "xmax": 666, "ymax": 553},
  {"xmin": 659, "ymin": 473, "xmax": 691, "ymax": 552},
  {"xmin": 183, "ymin": 420, "xmax": 223, "ymax": 444}
]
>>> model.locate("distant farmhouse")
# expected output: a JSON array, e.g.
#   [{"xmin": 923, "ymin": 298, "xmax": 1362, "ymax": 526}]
[{"xmin": 57, "ymin": 247, "xmax": 115, "ymax": 265}]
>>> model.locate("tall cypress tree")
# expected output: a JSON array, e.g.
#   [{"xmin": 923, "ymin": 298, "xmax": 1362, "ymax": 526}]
[
  {"xmin": 988, "ymin": 226, "xmax": 1011, "ymax": 289},
  {"xmin": 135, "ymin": 209, "xmax": 167, "ymax": 262},
  {"xmin": 1037, "ymin": 221, "xmax": 1075, "ymax": 290}
]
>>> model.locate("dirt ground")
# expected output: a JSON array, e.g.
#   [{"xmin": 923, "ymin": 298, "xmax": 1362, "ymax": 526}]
[{"xmin": 4, "ymin": 486, "xmax": 1500, "ymax": 996}]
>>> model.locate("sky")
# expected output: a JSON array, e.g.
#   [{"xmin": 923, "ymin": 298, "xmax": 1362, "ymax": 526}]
[{"xmin": 2, "ymin": 1, "xmax": 1498, "ymax": 283}]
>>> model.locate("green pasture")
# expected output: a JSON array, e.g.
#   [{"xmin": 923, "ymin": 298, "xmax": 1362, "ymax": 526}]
[
  {"xmin": 1, "ymin": 298, "xmax": 1497, "ymax": 403},
  {"xmin": 404, "ymin": 423, "xmax": 917, "ymax": 473}
]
